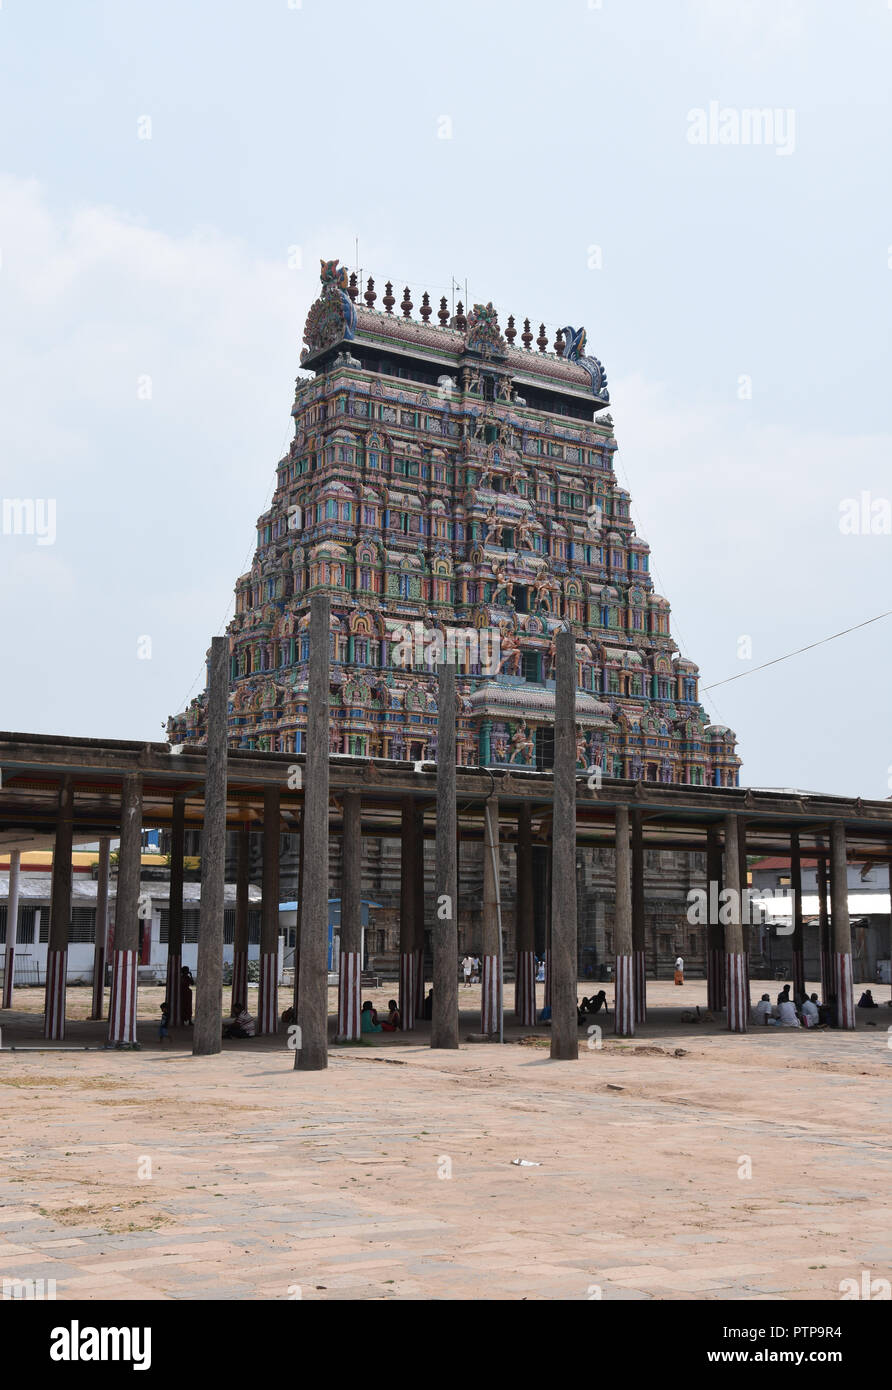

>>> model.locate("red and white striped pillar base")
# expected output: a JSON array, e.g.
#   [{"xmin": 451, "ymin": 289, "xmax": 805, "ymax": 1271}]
[
  {"xmin": 481, "ymin": 954, "xmax": 501, "ymax": 1036},
  {"xmin": 107, "ymin": 949, "xmax": 139, "ymax": 1046},
  {"xmin": 544, "ymin": 948, "xmax": 552, "ymax": 1008},
  {"xmin": 230, "ymin": 949, "xmax": 248, "ymax": 1018},
  {"xmin": 514, "ymin": 950, "xmax": 536, "ymax": 1026},
  {"xmin": 726, "ymin": 952, "xmax": 748, "ymax": 1033},
  {"xmin": 614, "ymin": 954, "xmax": 635, "ymax": 1036},
  {"xmin": 91, "ymin": 945, "xmax": 106, "ymax": 1020},
  {"xmin": 399, "ymin": 952, "xmax": 416, "ymax": 1031},
  {"xmin": 835, "ymin": 952, "xmax": 855, "ymax": 1030},
  {"xmin": 2, "ymin": 946, "xmax": 15, "ymax": 1009},
  {"xmin": 257, "ymin": 951, "xmax": 278, "ymax": 1035},
  {"xmin": 414, "ymin": 947, "xmax": 424, "ymax": 1022},
  {"xmin": 633, "ymin": 948, "xmax": 646, "ymax": 1024},
  {"xmin": 165, "ymin": 951, "xmax": 182, "ymax": 1026},
  {"xmin": 707, "ymin": 948, "xmax": 724, "ymax": 1012},
  {"xmin": 792, "ymin": 948, "xmax": 805, "ymax": 1004},
  {"xmin": 44, "ymin": 949, "xmax": 67, "ymax": 1040},
  {"xmin": 337, "ymin": 951, "xmax": 361, "ymax": 1040}
]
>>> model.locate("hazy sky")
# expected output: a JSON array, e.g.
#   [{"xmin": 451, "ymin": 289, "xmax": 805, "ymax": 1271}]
[{"xmin": 1, "ymin": 0, "xmax": 889, "ymax": 797}]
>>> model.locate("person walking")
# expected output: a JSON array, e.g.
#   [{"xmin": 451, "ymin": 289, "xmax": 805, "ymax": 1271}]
[
  {"xmin": 462, "ymin": 955, "xmax": 473, "ymax": 988},
  {"xmin": 674, "ymin": 955, "xmax": 685, "ymax": 986}
]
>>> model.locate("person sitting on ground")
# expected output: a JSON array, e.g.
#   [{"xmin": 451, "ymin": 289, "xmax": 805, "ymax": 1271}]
[
  {"xmin": 777, "ymin": 996, "xmax": 800, "ymax": 1027},
  {"xmin": 381, "ymin": 999, "xmax": 402, "ymax": 1032},
  {"xmin": 360, "ymin": 1000, "xmax": 382, "ymax": 1033},
  {"xmin": 223, "ymin": 1002, "xmax": 255, "ymax": 1038},
  {"xmin": 280, "ymin": 1004, "xmax": 296, "ymax": 1028},
  {"xmin": 422, "ymin": 989, "xmax": 433, "ymax": 1021},
  {"xmin": 801, "ymin": 993, "xmax": 820, "ymax": 1026},
  {"xmin": 776, "ymin": 983, "xmax": 791, "ymax": 1006},
  {"xmin": 818, "ymin": 995, "xmax": 836, "ymax": 1026},
  {"xmin": 585, "ymin": 990, "xmax": 608, "ymax": 1016},
  {"xmin": 753, "ymin": 993, "xmax": 773, "ymax": 1023},
  {"xmin": 538, "ymin": 1003, "xmax": 552, "ymax": 1024},
  {"xmin": 858, "ymin": 989, "xmax": 878, "ymax": 1008}
]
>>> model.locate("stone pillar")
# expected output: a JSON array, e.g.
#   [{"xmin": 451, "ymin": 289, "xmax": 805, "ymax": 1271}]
[
  {"xmin": 337, "ymin": 792, "xmax": 362, "ymax": 1040},
  {"xmin": 723, "ymin": 812, "xmax": 747, "ymax": 1032},
  {"xmin": 193, "ymin": 636, "xmax": 228, "ymax": 1056},
  {"xmin": 790, "ymin": 831, "xmax": 805, "ymax": 1001},
  {"xmin": 614, "ymin": 804, "xmax": 634, "ymax": 1036},
  {"xmin": 706, "ymin": 824, "xmax": 725, "ymax": 1010},
  {"xmin": 107, "ymin": 773, "xmax": 142, "ymax": 1047},
  {"xmin": 399, "ymin": 797, "xmax": 418, "ymax": 1030},
  {"xmin": 257, "ymin": 784, "xmax": 280, "ymax": 1035},
  {"xmin": 481, "ymin": 794, "xmax": 502, "ymax": 1036},
  {"xmin": 544, "ymin": 842, "xmax": 553, "ymax": 1008},
  {"xmin": 550, "ymin": 630, "xmax": 578, "ymax": 1060},
  {"xmin": 231, "ymin": 821, "xmax": 250, "ymax": 1017},
  {"xmin": 514, "ymin": 804, "xmax": 536, "ymax": 1026},
  {"xmin": 432, "ymin": 662, "xmax": 459, "ymax": 1049},
  {"xmin": 90, "ymin": 838, "xmax": 111, "ymax": 1019},
  {"xmin": 2, "ymin": 850, "xmax": 21, "ymax": 1009},
  {"xmin": 45, "ymin": 778, "xmax": 73, "ymax": 1039},
  {"xmin": 295, "ymin": 593, "xmax": 331, "ymax": 1071},
  {"xmin": 817, "ymin": 855, "xmax": 831, "ymax": 1001},
  {"xmin": 631, "ymin": 807, "xmax": 646, "ymax": 1024},
  {"xmin": 166, "ymin": 794, "xmax": 186, "ymax": 1025},
  {"xmin": 830, "ymin": 820, "xmax": 855, "ymax": 1029}
]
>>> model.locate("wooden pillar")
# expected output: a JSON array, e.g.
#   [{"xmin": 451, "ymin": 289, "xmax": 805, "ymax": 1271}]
[
  {"xmin": 817, "ymin": 855, "xmax": 831, "ymax": 1001},
  {"xmin": 193, "ymin": 636, "xmax": 228, "ymax": 1055},
  {"xmin": 829, "ymin": 820, "xmax": 855, "ymax": 1029},
  {"xmin": 413, "ymin": 802, "xmax": 426, "ymax": 1016},
  {"xmin": 738, "ymin": 818, "xmax": 751, "ymax": 1008},
  {"xmin": 107, "ymin": 773, "xmax": 142, "ymax": 1046},
  {"xmin": 614, "ymin": 804, "xmax": 634, "ymax": 1035},
  {"xmin": 790, "ymin": 831, "xmax": 805, "ymax": 1000},
  {"xmin": 481, "ymin": 794, "xmax": 501, "ymax": 1036},
  {"xmin": 166, "ymin": 794, "xmax": 186, "ymax": 1025},
  {"xmin": 399, "ymin": 797, "xmax": 418, "ymax": 1030},
  {"xmin": 89, "ymin": 838, "xmax": 111, "ymax": 1019},
  {"xmin": 514, "ymin": 804, "xmax": 536, "ymax": 1026},
  {"xmin": 706, "ymin": 824, "xmax": 725, "ymax": 1010},
  {"xmin": 257, "ymin": 785, "xmax": 280, "ymax": 1034},
  {"xmin": 337, "ymin": 792, "xmax": 362, "ymax": 1040},
  {"xmin": 432, "ymin": 662, "xmax": 459, "ymax": 1049},
  {"xmin": 550, "ymin": 629, "xmax": 578, "ymax": 1060},
  {"xmin": 631, "ymin": 807, "xmax": 646, "ymax": 1024},
  {"xmin": 291, "ymin": 807, "xmax": 305, "ymax": 1012},
  {"xmin": 2, "ymin": 850, "xmax": 21, "ymax": 1009},
  {"xmin": 295, "ymin": 593, "xmax": 331, "ymax": 1071},
  {"xmin": 723, "ymin": 812, "xmax": 747, "ymax": 1032},
  {"xmin": 231, "ymin": 821, "xmax": 250, "ymax": 1017},
  {"xmin": 44, "ymin": 778, "xmax": 73, "ymax": 1039}
]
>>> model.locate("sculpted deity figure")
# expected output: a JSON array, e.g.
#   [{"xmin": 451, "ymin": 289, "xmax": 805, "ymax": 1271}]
[
  {"xmin": 485, "ymin": 507, "xmax": 503, "ymax": 545},
  {"xmin": 516, "ymin": 515, "xmax": 535, "ymax": 550},
  {"xmin": 575, "ymin": 729, "xmax": 589, "ymax": 768},
  {"xmin": 497, "ymin": 620, "xmax": 522, "ymax": 676},
  {"xmin": 509, "ymin": 720, "xmax": 536, "ymax": 765},
  {"xmin": 491, "ymin": 562, "xmax": 514, "ymax": 606}
]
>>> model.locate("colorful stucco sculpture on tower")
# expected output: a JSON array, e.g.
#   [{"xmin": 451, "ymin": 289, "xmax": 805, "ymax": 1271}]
[{"xmin": 168, "ymin": 258, "xmax": 741, "ymax": 788}]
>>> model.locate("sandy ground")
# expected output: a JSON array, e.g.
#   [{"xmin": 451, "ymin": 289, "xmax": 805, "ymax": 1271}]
[{"xmin": 1, "ymin": 979, "xmax": 890, "ymax": 1301}]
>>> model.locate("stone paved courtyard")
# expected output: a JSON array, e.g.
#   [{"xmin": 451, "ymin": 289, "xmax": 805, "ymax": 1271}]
[{"xmin": 1, "ymin": 980, "xmax": 890, "ymax": 1300}]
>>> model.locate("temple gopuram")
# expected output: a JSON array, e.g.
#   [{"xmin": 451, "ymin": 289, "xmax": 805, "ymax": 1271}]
[{"xmin": 167, "ymin": 258, "xmax": 740, "ymax": 788}]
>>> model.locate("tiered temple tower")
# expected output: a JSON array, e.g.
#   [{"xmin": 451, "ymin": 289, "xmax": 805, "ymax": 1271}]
[{"xmin": 168, "ymin": 258, "xmax": 740, "ymax": 789}]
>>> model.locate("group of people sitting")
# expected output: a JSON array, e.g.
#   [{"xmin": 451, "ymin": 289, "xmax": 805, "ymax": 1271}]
[
  {"xmin": 751, "ymin": 982, "xmax": 883, "ymax": 1028},
  {"xmin": 361, "ymin": 999, "xmax": 402, "ymax": 1033}
]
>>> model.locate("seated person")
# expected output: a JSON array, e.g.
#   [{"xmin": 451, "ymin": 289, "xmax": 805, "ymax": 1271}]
[
  {"xmin": 585, "ymin": 990, "xmax": 608, "ymax": 1016},
  {"xmin": 360, "ymin": 1000, "xmax": 382, "ymax": 1033},
  {"xmin": 422, "ymin": 990, "xmax": 434, "ymax": 1021},
  {"xmin": 381, "ymin": 999, "xmax": 402, "ymax": 1032},
  {"xmin": 223, "ymin": 1002, "xmax": 255, "ymax": 1038},
  {"xmin": 538, "ymin": 1004, "xmax": 552, "ymax": 1024},
  {"xmin": 776, "ymin": 984, "xmax": 791, "ymax": 1006},
  {"xmin": 801, "ymin": 993, "xmax": 820, "ymax": 1026},
  {"xmin": 753, "ymin": 993, "xmax": 773, "ymax": 1023},
  {"xmin": 857, "ymin": 989, "xmax": 878, "ymax": 1008},
  {"xmin": 777, "ymin": 997, "xmax": 800, "ymax": 1027},
  {"xmin": 818, "ymin": 996, "xmax": 836, "ymax": 1026},
  {"xmin": 280, "ymin": 1004, "xmax": 296, "ymax": 1028}
]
